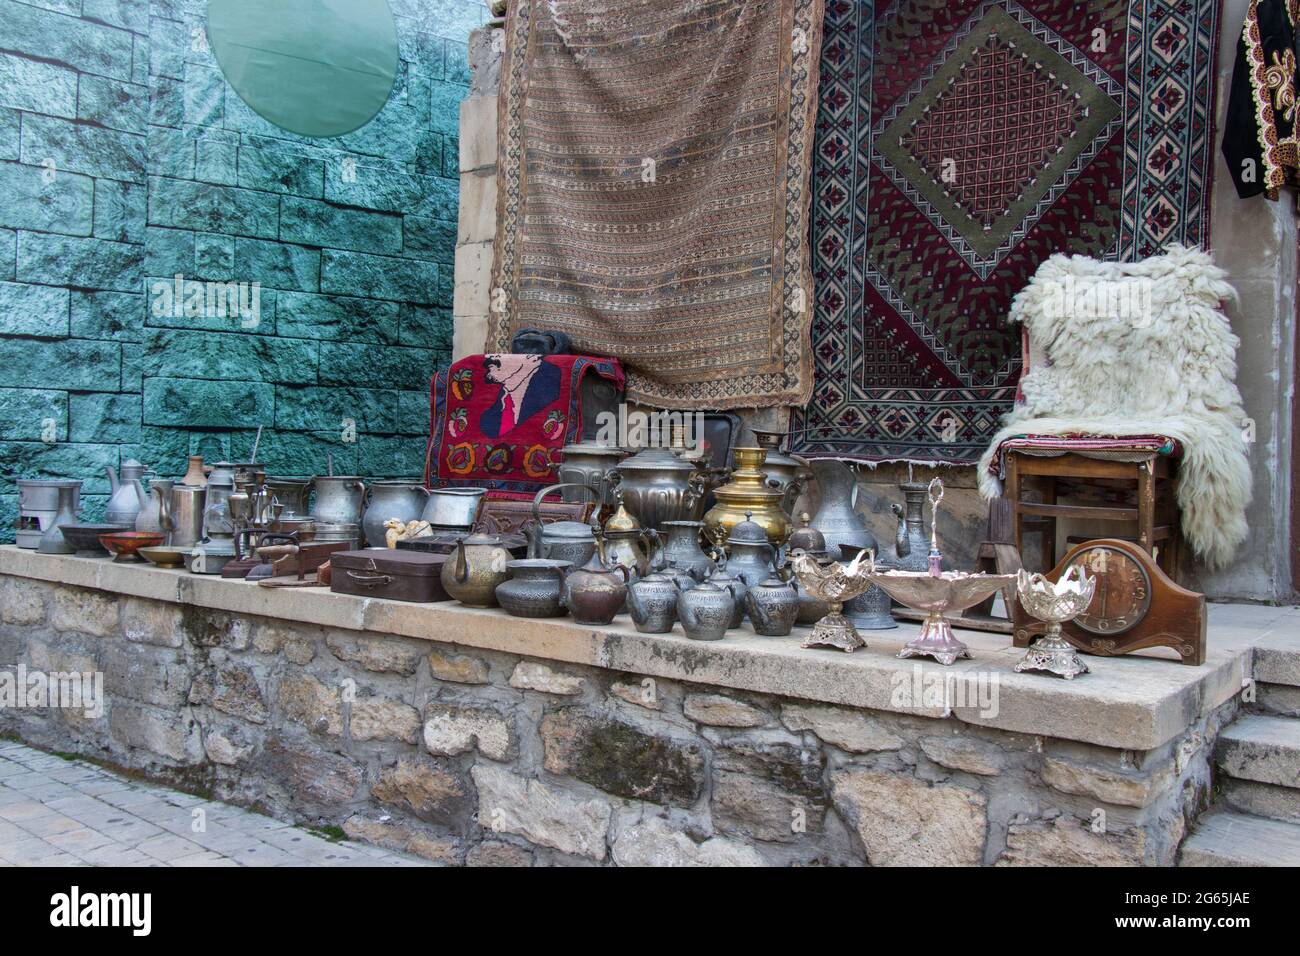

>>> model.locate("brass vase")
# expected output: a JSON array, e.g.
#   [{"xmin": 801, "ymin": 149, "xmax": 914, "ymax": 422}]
[{"xmin": 702, "ymin": 448, "xmax": 790, "ymax": 548}]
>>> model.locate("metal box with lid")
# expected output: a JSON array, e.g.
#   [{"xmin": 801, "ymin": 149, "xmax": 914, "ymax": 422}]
[{"xmin": 330, "ymin": 549, "xmax": 452, "ymax": 603}]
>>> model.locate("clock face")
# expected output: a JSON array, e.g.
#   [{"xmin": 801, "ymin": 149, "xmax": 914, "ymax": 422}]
[{"xmin": 1065, "ymin": 546, "xmax": 1152, "ymax": 636}]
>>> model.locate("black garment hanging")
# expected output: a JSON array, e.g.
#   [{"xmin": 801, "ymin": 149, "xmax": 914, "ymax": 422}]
[{"xmin": 1224, "ymin": 1, "xmax": 1300, "ymax": 201}]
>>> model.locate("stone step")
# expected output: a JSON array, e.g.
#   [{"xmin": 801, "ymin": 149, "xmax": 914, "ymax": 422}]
[
  {"xmin": 1256, "ymin": 682, "xmax": 1300, "ymax": 718},
  {"xmin": 1216, "ymin": 714, "xmax": 1300, "ymax": 789},
  {"xmin": 1220, "ymin": 778, "xmax": 1300, "ymax": 825},
  {"xmin": 1180, "ymin": 810, "xmax": 1300, "ymax": 866},
  {"xmin": 1254, "ymin": 640, "xmax": 1300, "ymax": 689}
]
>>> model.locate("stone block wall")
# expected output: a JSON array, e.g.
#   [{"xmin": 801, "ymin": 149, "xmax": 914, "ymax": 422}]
[
  {"xmin": 0, "ymin": 0, "xmax": 487, "ymax": 537},
  {"xmin": 0, "ymin": 574, "xmax": 1230, "ymax": 865}
]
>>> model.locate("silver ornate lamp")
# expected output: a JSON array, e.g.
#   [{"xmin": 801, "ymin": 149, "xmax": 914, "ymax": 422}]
[{"xmin": 1013, "ymin": 566, "xmax": 1097, "ymax": 679}]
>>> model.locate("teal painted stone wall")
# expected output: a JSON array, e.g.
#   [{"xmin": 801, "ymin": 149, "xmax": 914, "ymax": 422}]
[{"xmin": 0, "ymin": 0, "xmax": 485, "ymax": 537}]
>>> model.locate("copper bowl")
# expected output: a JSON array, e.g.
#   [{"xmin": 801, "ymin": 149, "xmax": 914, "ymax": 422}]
[{"xmin": 98, "ymin": 531, "xmax": 165, "ymax": 562}]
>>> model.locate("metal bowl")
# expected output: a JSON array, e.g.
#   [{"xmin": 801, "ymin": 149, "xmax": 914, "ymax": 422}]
[
  {"xmin": 98, "ymin": 531, "xmax": 164, "ymax": 562},
  {"xmin": 137, "ymin": 545, "xmax": 189, "ymax": 569},
  {"xmin": 59, "ymin": 523, "xmax": 131, "ymax": 556}
]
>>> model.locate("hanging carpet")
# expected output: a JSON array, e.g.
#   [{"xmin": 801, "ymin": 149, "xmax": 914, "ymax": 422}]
[
  {"xmin": 488, "ymin": 0, "xmax": 826, "ymax": 410},
  {"xmin": 790, "ymin": 0, "xmax": 1222, "ymax": 463}
]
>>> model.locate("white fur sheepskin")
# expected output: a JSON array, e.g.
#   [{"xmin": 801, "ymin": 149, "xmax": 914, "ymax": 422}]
[{"xmin": 977, "ymin": 245, "xmax": 1252, "ymax": 569}]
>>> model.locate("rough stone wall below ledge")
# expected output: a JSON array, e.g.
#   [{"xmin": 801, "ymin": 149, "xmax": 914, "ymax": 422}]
[{"xmin": 0, "ymin": 574, "xmax": 1233, "ymax": 866}]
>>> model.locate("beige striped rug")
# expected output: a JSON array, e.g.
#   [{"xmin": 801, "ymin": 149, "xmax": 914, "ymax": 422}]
[{"xmin": 487, "ymin": 0, "xmax": 824, "ymax": 410}]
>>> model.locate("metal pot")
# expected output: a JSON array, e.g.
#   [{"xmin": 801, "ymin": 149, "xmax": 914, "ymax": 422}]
[
  {"xmin": 807, "ymin": 459, "xmax": 878, "ymax": 556},
  {"xmin": 657, "ymin": 520, "xmax": 713, "ymax": 583},
  {"xmin": 420, "ymin": 487, "xmax": 486, "ymax": 528},
  {"xmin": 611, "ymin": 446, "xmax": 706, "ymax": 531},
  {"xmin": 556, "ymin": 441, "xmax": 627, "ymax": 509},
  {"xmin": 750, "ymin": 428, "xmax": 811, "ymax": 515},
  {"xmin": 364, "ymin": 481, "xmax": 430, "ymax": 547},
  {"xmin": 563, "ymin": 542, "xmax": 629, "ymax": 625},
  {"xmin": 167, "ymin": 484, "xmax": 207, "ymax": 548},
  {"xmin": 135, "ymin": 479, "xmax": 174, "ymax": 535},
  {"xmin": 744, "ymin": 574, "xmax": 799, "ymax": 636},
  {"xmin": 496, "ymin": 559, "xmax": 572, "ymax": 618},
  {"xmin": 265, "ymin": 477, "xmax": 312, "ymax": 518},
  {"xmin": 312, "ymin": 476, "xmax": 366, "ymax": 525},
  {"xmin": 105, "ymin": 459, "xmax": 149, "ymax": 527},
  {"xmin": 36, "ymin": 484, "xmax": 81, "ymax": 555},
  {"xmin": 524, "ymin": 484, "xmax": 598, "ymax": 567},
  {"xmin": 187, "ymin": 538, "xmax": 236, "ymax": 575}
]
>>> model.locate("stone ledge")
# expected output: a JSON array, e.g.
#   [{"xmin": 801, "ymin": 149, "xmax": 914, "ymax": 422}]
[{"xmin": 2, "ymin": 546, "xmax": 1294, "ymax": 752}]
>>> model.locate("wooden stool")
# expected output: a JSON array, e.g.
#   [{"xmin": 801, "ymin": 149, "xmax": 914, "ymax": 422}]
[{"xmin": 1004, "ymin": 450, "xmax": 1181, "ymax": 576}]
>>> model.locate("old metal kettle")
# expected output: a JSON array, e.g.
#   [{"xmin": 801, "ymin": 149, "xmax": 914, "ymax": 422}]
[
  {"xmin": 676, "ymin": 581, "xmax": 734, "ymax": 641},
  {"xmin": 106, "ymin": 458, "xmax": 149, "ymax": 527},
  {"xmin": 626, "ymin": 571, "xmax": 679, "ymax": 633},
  {"xmin": 743, "ymin": 574, "xmax": 799, "ymax": 636},
  {"xmin": 441, "ymin": 533, "xmax": 512, "ymax": 607},
  {"xmin": 562, "ymin": 534, "xmax": 629, "ymax": 625},
  {"xmin": 134, "ymin": 479, "xmax": 174, "ymax": 535}
]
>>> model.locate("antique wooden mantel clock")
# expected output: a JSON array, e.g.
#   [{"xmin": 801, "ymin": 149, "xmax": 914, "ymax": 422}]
[{"xmin": 1012, "ymin": 538, "xmax": 1207, "ymax": 666}]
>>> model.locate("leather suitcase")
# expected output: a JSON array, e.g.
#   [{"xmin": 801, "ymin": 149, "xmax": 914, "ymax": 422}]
[{"xmin": 330, "ymin": 550, "xmax": 451, "ymax": 602}]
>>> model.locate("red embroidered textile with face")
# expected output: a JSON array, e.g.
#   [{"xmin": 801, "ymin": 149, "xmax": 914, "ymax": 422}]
[{"xmin": 426, "ymin": 353, "xmax": 624, "ymax": 492}]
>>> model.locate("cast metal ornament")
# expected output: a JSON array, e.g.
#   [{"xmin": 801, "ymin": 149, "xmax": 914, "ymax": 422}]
[
  {"xmin": 867, "ymin": 479, "xmax": 1015, "ymax": 665},
  {"xmin": 1013, "ymin": 566, "xmax": 1098, "ymax": 679},
  {"xmin": 789, "ymin": 547, "xmax": 877, "ymax": 652}
]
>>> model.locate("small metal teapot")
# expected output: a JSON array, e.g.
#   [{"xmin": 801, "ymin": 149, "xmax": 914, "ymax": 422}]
[
  {"xmin": 441, "ymin": 533, "xmax": 512, "ymax": 607},
  {"xmin": 743, "ymin": 574, "xmax": 799, "ymax": 636},
  {"xmin": 563, "ymin": 535, "xmax": 629, "ymax": 625},
  {"xmin": 677, "ymin": 581, "xmax": 734, "ymax": 641},
  {"xmin": 626, "ymin": 571, "xmax": 679, "ymax": 634}
]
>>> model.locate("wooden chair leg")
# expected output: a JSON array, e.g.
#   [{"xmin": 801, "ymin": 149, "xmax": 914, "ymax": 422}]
[
  {"xmin": 1137, "ymin": 458, "xmax": 1156, "ymax": 559},
  {"xmin": 1005, "ymin": 454, "xmax": 1022, "ymax": 563},
  {"xmin": 1042, "ymin": 475, "xmax": 1057, "ymax": 570}
]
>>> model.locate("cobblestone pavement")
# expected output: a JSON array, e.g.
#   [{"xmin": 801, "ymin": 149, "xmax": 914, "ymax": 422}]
[{"xmin": 0, "ymin": 741, "xmax": 431, "ymax": 867}]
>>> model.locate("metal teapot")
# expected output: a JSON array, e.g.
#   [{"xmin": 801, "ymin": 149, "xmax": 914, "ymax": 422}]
[
  {"xmin": 106, "ymin": 458, "xmax": 149, "ymax": 527},
  {"xmin": 441, "ymin": 533, "xmax": 512, "ymax": 607},
  {"xmin": 743, "ymin": 574, "xmax": 799, "ymax": 636},
  {"xmin": 524, "ymin": 483, "xmax": 599, "ymax": 567},
  {"xmin": 626, "ymin": 571, "xmax": 679, "ymax": 633},
  {"xmin": 677, "ymin": 581, "xmax": 734, "ymax": 641},
  {"xmin": 135, "ymin": 479, "xmax": 174, "ymax": 536},
  {"xmin": 563, "ymin": 535, "xmax": 629, "ymax": 625}
]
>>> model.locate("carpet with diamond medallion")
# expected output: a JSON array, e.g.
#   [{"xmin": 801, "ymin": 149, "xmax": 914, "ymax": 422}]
[{"xmin": 791, "ymin": 0, "xmax": 1222, "ymax": 463}]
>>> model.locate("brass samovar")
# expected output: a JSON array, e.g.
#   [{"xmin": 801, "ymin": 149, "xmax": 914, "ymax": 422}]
[{"xmin": 702, "ymin": 448, "xmax": 790, "ymax": 548}]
